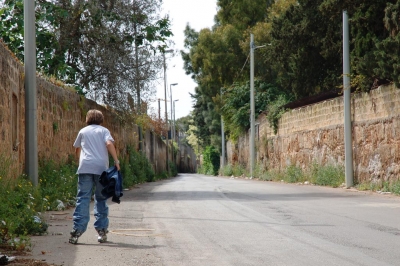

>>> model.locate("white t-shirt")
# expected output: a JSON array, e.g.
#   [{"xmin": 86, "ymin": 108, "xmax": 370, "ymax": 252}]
[{"xmin": 73, "ymin": 125, "xmax": 115, "ymax": 175}]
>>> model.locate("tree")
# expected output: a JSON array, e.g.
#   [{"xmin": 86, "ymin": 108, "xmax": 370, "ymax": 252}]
[
  {"xmin": 0, "ymin": 0, "xmax": 172, "ymax": 111},
  {"xmin": 215, "ymin": 0, "xmax": 273, "ymax": 31},
  {"xmin": 181, "ymin": 24, "xmax": 247, "ymax": 149},
  {"xmin": 221, "ymin": 81, "xmax": 289, "ymax": 140},
  {"xmin": 373, "ymin": 1, "xmax": 400, "ymax": 87}
]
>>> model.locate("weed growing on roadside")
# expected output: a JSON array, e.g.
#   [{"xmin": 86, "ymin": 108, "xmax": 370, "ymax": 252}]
[
  {"xmin": 0, "ymin": 156, "xmax": 77, "ymax": 251},
  {"xmin": 220, "ymin": 164, "xmax": 233, "ymax": 176},
  {"xmin": 284, "ymin": 165, "xmax": 304, "ymax": 183},
  {"xmin": 258, "ymin": 168, "xmax": 284, "ymax": 181},
  {"xmin": 119, "ymin": 145, "xmax": 173, "ymax": 187},
  {"xmin": 218, "ymin": 163, "xmax": 248, "ymax": 177},
  {"xmin": 309, "ymin": 162, "xmax": 344, "ymax": 187},
  {"xmin": 38, "ymin": 158, "xmax": 78, "ymax": 210},
  {"xmin": 357, "ymin": 179, "xmax": 400, "ymax": 195},
  {"xmin": 219, "ymin": 161, "xmax": 344, "ymax": 187},
  {"xmin": 232, "ymin": 163, "xmax": 247, "ymax": 177},
  {"xmin": 0, "ymin": 175, "xmax": 47, "ymax": 249}
]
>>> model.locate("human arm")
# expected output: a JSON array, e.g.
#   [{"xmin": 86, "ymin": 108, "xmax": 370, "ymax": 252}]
[
  {"xmin": 75, "ymin": 147, "xmax": 81, "ymax": 160},
  {"xmin": 106, "ymin": 140, "xmax": 120, "ymax": 171}
]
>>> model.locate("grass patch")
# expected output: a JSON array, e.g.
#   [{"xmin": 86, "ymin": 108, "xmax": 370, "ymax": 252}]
[{"xmin": 356, "ymin": 179, "xmax": 400, "ymax": 195}]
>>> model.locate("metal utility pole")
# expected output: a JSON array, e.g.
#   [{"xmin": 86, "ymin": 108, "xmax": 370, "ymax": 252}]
[
  {"xmin": 249, "ymin": 34, "xmax": 266, "ymax": 178},
  {"xmin": 158, "ymin": 99, "xmax": 161, "ymax": 120},
  {"xmin": 163, "ymin": 49, "xmax": 173, "ymax": 172},
  {"xmin": 24, "ymin": 0, "xmax": 38, "ymax": 186},
  {"xmin": 169, "ymin": 83, "xmax": 178, "ymax": 161},
  {"xmin": 221, "ymin": 89, "xmax": 225, "ymax": 169},
  {"xmin": 170, "ymin": 83, "xmax": 178, "ymax": 128},
  {"xmin": 250, "ymin": 34, "xmax": 256, "ymax": 178},
  {"xmin": 343, "ymin": 11, "xmax": 354, "ymax": 188}
]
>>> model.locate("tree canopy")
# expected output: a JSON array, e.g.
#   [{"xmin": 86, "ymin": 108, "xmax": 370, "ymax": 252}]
[{"xmin": 182, "ymin": 0, "xmax": 400, "ymax": 151}]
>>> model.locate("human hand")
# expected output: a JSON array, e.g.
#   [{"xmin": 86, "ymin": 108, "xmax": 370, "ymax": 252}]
[{"xmin": 115, "ymin": 160, "xmax": 121, "ymax": 171}]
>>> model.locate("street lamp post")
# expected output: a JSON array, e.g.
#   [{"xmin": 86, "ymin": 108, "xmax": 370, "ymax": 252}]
[
  {"xmin": 24, "ymin": 0, "xmax": 38, "ymax": 186},
  {"xmin": 169, "ymin": 83, "xmax": 178, "ymax": 163},
  {"xmin": 173, "ymin": 99, "xmax": 179, "ymax": 163},
  {"xmin": 163, "ymin": 49, "xmax": 173, "ymax": 172}
]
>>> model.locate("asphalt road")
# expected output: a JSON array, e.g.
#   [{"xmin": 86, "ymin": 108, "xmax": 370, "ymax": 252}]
[{"xmin": 30, "ymin": 174, "xmax": 400, "ymax": 266}]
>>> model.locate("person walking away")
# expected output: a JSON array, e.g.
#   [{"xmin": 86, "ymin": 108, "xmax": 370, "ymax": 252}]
[{"xmin": 69, "ymin": 109, "xmax": 120, "ymax": 244}]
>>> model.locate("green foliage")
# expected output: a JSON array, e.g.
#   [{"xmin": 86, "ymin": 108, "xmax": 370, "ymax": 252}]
[
  {"xmin": 0, "ymin": 176, "xmax": 45, "ymax": 243},
  {"xmin": 219, "ymin": 163, "xmax": 249, "ymax": 177},
  {"xmin": 357, "ymin": 179, "xmax": 400, "ymax": 195},
  {"xmin": 0, "ymin": 0, "xmax": 172, "ymax": 102},
  {"xmin": 220, "ymin": 164, "xmax": 234, "ymax": 176},
  {"xmin": 216, "ymin": 0, "xmax": 273, "ymax": 31},
  {"xmin": 269, "ymin": 0, "xmax": 342, "ymax": 99},
  {"xmin": 221, "ymin": 81, "xmax": 288, "ymax": 140},
  {"xmin": 182, "ymin": 23, "xmax": 246, "ymax": 146},
  {"xmin": 373, "ymin": 1, "xmax": 400, "ymax": 88},
  {"xmin": 120, "ymin": 146, "xmax": 156, "ymax": 186},
  {"xmin": 186, "ymin": 123, "xmax": 203, "ymax": 157},
  {"xmin": 52, "ymin": 122, "xmax": 59, "ymax": 133},
  {"xmin": 285, "ymin": 165, "xmax": 304, "ymax": 183},
  {"xmin": 232, "ymin": 163, "xmax": 248, "ymax": 177},
  {"xmin": 38, "ymin": 158, "xmax": 78, "ymax": 210},
  {"xmin": 266, "ymin": 95, "xmax": 290, "ymax": 134},
  {"xmin": 255, "ymin": 162, "xmax": 344, "ymax": 187},
  {"xmin": 200, "ymin": 146, "xmax": 220, "ymax": 176},
  {"xmin": 168, "ymin": 161, "xmax": 178, "ymax": 177},
  {"xmin": 309, "ymin": 162, "xmax": 344, "ymax": 188},
  {"xmin": 0, "ymin": 156, "xmax": 78, "ymax": 251}
]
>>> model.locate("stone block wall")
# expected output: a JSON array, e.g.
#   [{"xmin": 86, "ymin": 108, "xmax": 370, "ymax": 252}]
[
  {"xmin": 227, "ymin": 85, "xmax": 400, "ymax": 183},
  {"xmin": 0, "ymin": 41, "xmax": 198, "ymax": 178}
]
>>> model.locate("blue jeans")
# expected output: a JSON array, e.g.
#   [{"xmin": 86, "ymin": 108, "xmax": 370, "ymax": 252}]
[{"xmin": 72, "ymin": 174, "xmax": 109, "ymax": 233}]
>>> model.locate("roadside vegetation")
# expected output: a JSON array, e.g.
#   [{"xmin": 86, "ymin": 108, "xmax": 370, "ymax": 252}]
[
  {"xmin": 220, "ymin": 161, "xmax": 400, "ymax": 195},
  {"xmin": 197, "ymin": 146, "xmax": 220, "ymax": 176},
  {"xmin": 0, "ymin": 147, "xmax": 172, "ymax": 252}
]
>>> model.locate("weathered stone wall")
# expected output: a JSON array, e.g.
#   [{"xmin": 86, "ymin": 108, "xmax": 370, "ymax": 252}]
[
  {"xmin": 227, "ymin": 85, "xmax": 400, "ymax": 182},
  {"xmin": 177, "ymin": 142, "xmax": 197, "ymax": 173},
  {"xmin": 0, "ymin": 41, "xmax": 196, "ymax": 177}
]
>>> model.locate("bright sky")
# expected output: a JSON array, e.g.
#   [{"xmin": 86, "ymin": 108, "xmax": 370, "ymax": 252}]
[{"xmin": 150, "ymin": 0, "xmax": 217, "ymax": 120}]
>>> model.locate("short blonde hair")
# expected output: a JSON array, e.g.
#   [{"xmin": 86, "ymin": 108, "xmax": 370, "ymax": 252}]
[{"xmin": 86, "ymin": 110, "xmax": 104, "ymax": 125}]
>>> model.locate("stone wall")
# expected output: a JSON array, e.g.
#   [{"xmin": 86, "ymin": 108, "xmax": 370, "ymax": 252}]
[
  {"xmin": 0, "ymin": 41, "xmax": 197, "ymax": 178},
  {"xmin": 227, "ymin": 85, "xmax": 400, "ymax": 182}
]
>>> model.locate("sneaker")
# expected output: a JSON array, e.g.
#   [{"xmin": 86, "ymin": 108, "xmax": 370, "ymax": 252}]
[
  {"xmin": 97, "ymin": 229, "xmax": 108, "ymax": 243},
  {"xmin": 69, "ymin": 229, "xmax": 82, "ymax": 244}
]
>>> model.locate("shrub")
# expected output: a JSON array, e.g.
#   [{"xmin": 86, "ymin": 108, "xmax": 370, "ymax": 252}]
[
  {"xmin": 201, "ymin": 146, "xmax": 220, "ymax": 176},
  {"xmin": 168, "ymin": 161, "xmax": 178, "ymax": 178},
  {"xmin": 119, "ymin": 145, "xmax": 174, "ymax": 186},
  {"xmin": 38, "ymin": 158, "xmax": 77, "ymax": 209},
  {"xmin": 232, "ymin": 163, "xmax": 246, "ymax": 177},
  {"xmin": 220, "ymin": 164, "xmax": 233, "ymax": 176},
  {"xmin": 310, "ymin": 163, "xmax": 344, "ymax": 188},
  {"xmin": 1, "ymin": 156, "xmax": 77, "ymax": 250},
  {"xmin": 285, "ymin": 165, "xmax": 304, "ymax": 183}
]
